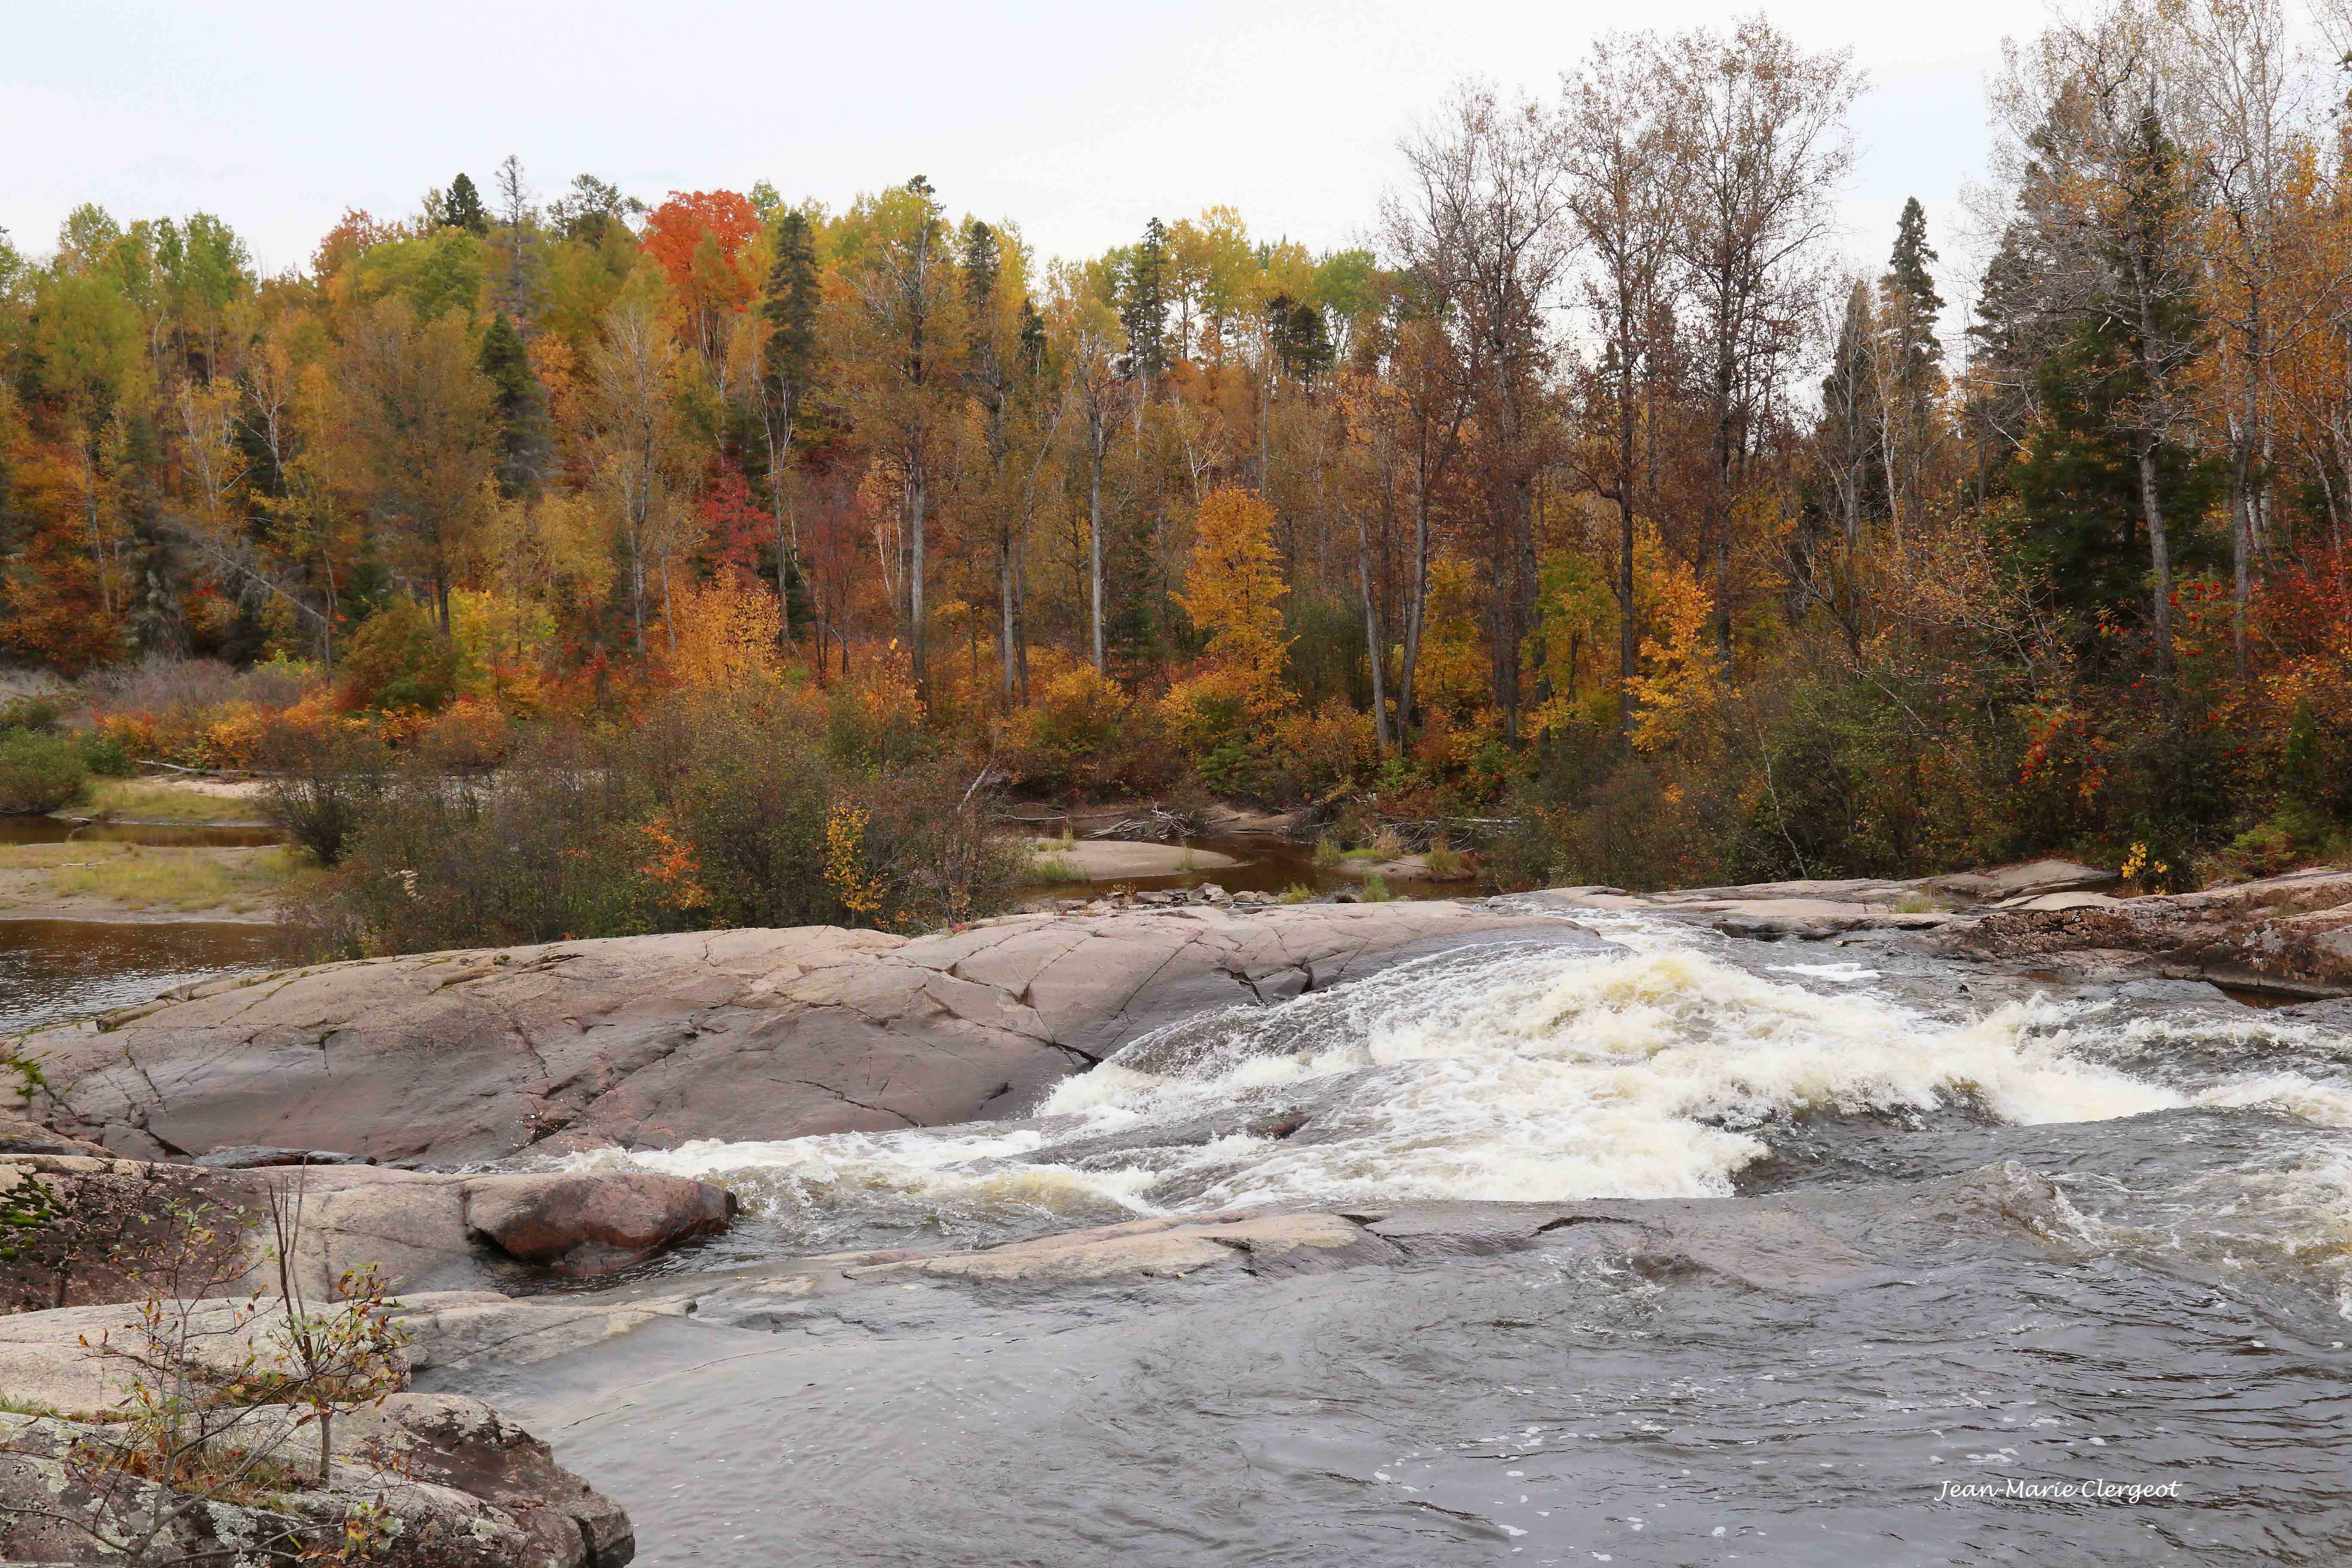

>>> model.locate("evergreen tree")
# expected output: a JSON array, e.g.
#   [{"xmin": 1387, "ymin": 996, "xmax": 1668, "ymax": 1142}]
[
  {"xmin": 2012, "ymin": 311, "xmax": 2220, "ymax": 662},
  {"xmin": 962, "ymin": 221, "xmax": 1003, "ymax": 370},
  {"xmin": 1265, "ymin": 295, "xmax": 1332, "ymax": 382},
  {"xmin": 1882, "ymin": 196, "xmax": 1944, "ymax": 381},
  {"xmin": 760, "ymin": 210, "xmax": 822, "ymax": 446},
  {"xmin": 444, "ymin": 173, "xmax": 489, "ymax": 236},
  {"xmin": 478, "ymin": 312, "xmax": 550, "ymax": 499},
  {"xmin": 1017, "ymin": 297, "xmax": 1047, "ymax": 381},
  {"xmin": 1819, "ymin": 280, "xmax": 1883, "ymax": 550},
  {"xmin": 1120, "ymin": 217, "xmax": 1170, "ymax": 386},
  {"xmin": 756, "ymin": 208, "xmax": 824, "ymax": 639}
]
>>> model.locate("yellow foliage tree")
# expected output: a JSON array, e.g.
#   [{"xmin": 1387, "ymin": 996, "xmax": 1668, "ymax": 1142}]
[
  {"xmin": 1177, "ymin": 487, "xmax": 1289, "ymax": 683},
  {"xmin": 1623, "ymin": 550, "xmax": 1721, "ymax": 753},
  {"xmin": 665, "ymin": 573, "xmax": 782, "ymax": 689},
  {"xmin": 1530, "ymin": 527, "xmax": 1724, "ymax": 748}
]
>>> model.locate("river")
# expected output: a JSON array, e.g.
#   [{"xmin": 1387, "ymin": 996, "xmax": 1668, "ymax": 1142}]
[
  {"xmin": 439, "ymin": 904, "xmax": 2352, "ymax": 1565},
  {"xmin": 0, "ymin": 819, "xmax": 290, "ymax": 1035}
]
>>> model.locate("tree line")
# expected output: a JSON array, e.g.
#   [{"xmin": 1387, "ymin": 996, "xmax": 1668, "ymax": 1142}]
[{"xmin": 6, "ymin": 0, "xmax": 2352, "ymax": 888}]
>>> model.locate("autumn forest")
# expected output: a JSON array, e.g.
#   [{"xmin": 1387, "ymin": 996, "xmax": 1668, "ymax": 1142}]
[{"xmin": 6, "ymin": 3, "xmax": 2352, "ymax": 946}]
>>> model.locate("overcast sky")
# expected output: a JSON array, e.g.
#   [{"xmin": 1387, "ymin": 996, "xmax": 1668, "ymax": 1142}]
[{"xmin": 9, "ymin": 0, "xmax": 2058, "ymax": 299}]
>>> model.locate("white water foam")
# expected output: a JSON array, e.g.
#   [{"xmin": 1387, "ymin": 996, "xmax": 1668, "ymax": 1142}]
[{"xmin": 577, "ymin": 928, "xmax": 2352, "ymax": 1238}]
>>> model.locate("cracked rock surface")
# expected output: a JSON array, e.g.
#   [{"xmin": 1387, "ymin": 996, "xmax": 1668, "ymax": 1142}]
[
  {"xmin": 1950, "ymin": 864, "xmax": 2352, "ymax": 995},
  {"xmin": 18, "ymin": 902, "xmax": 1560, "ymax": 1165}
]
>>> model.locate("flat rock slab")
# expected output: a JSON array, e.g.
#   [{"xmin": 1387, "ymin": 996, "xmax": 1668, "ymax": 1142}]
[{"xmin": 20, "ymin": 903, "xmax": 1568, "ymax": 1165}]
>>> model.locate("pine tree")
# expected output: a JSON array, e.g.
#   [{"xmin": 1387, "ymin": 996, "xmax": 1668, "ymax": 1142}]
[
  {"xmin": 1120, "ymin": 218, "xmax": 1170, "ymax": 387},
  {"xmin": 1882, "ymin": 196, "xmax": 1944, "ymax": 381},
  {"xmin": 760, "ymin": 210, "xmax": 822, "ymax": 442},
  {"xmin": 757, "ymin": 208, "xmax": 823, "ymax": 641},
  {"xmin": 444, "ymin": 173, "xmax": 488, "ymax": 236},
  {"xmin": 478, "ymin": 312, "xmax": 550, "ymax": 498}
]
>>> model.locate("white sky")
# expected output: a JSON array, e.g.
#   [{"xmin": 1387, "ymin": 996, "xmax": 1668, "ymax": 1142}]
[{"xmin": 8, "ymin": 0, "xmax": 2058, "ymax": 299}]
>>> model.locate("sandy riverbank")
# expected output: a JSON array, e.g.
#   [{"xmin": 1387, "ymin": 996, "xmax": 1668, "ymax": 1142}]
[{"xmin": 1020, "ymin": 837, "xmax": 1242, "ymax": 882}]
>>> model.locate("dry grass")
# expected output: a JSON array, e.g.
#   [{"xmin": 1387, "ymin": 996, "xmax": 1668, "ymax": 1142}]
[
  {"xmin": 81, "ymin": 778, "xmax": 270, "ymax": 824},
  {"xmin": 1023, "ymin": 842, "xmax": 1084, "ymax": 883},
  {"xmin": 27, "ymin": 844, "xmax": 318, "ymax": 913}
]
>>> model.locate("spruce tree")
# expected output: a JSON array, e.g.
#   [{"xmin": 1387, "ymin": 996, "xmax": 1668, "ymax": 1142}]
[
  {"xmin": 758, "ymin": 208, "xmax": 824, "ymax": 639},
  {"xmin": 1120, "ymin": 218, "xmax": 1170, "ymax": 386},
  {"xmin": 760, "ymin": 210, "xmax": 821, "ymax": 444},
  {"xmin": 1017, "ymin": 297, "xmax": 1047, "ymax": 381},
  {"xmin": 444, "ymin": 173, "xmax": 488, "ymax": 236},
  {"xmin": 478, "ymin": 312, "xmax": 550, "ymax": 498},
  {"xmin": 1883, "ymin": 196, "xmax": 1944, "ymax": 379}
]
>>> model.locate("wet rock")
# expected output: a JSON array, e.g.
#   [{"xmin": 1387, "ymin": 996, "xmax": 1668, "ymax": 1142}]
[
  {"xmin": 192, "ymin": 1144, "xmax": 373, "ymax": 1167},
  {"xmin": 15, "ymin": 905, "xmax": 1564, "ymax": 1163},
  {"xmin": 465, "ymin": 1171, "xmax": 735, "ymax": 1276},
  {"xmin": 845, "ymin": 1210, "xmax": 1401, "ymax": 1284}
]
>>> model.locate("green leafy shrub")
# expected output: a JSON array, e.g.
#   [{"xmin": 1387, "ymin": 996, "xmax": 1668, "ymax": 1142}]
[
  {"xmin": 0, "ymin": 695, "xmax": 68, "ymax": 733},
  {"xmin": 0, "ymin": 729, "xmax": 88, "ymax": 815},
  {"xmin": 74, "ymin": 731, "xmax": 135, "ymax": 777},
  {"xmin": 293, "ymin": 691, "xmax": 1021, "ymax": 957},
  {"xmin": 338, "ymin": 601, "xmax": 458, "ymax": 714},
  {"xmin": 1423, "ymin": 840, "xmax": 1467, "ymax": 879}
]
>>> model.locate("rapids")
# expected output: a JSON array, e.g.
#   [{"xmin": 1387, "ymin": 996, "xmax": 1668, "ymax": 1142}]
[{"xmin": 504, "ymin": 907, "xmax": 2352, "ymax": 1564}]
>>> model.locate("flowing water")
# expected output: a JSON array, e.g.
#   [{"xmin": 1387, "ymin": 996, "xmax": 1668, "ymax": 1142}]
[{"xmin": 468, "ymin": 910, "xmax": 2352, "ymax": 1562}]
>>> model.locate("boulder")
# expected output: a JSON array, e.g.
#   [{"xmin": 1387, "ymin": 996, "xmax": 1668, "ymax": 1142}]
[
  {"xmin": 1928, "ymin": 858, "xmax": 2117, "ymax": 900},
  {"xmin": 0, "ymin": 1156, "xmax": 736, "ymax": 1308},
  {"xmin": 463, "ymin": 1171, "xmax": 735, "ymax": 1277},
  {"xmin": 15, "ymin": 904, "xmax": 1567, "ymax": 1164},
  {"xmin": 1525, "ymin": 882, "xmax": 1959, "ymax": 938}
]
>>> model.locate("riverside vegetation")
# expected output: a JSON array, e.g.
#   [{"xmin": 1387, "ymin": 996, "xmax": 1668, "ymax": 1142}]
[{"xmin": 3, "ymin": 3, "xmax": 2352, "ymax": 958}]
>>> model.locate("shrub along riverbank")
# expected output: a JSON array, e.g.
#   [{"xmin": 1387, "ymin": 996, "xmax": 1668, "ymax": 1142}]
[{"xmin": 265, "ymin": 683, "xmax": 1022, "ymax": 958}]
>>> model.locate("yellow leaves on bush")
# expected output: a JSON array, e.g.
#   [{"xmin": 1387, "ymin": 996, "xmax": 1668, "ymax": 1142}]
[
  {"xmin": 1159, "ymin": 665, "xmax": 1264, "ymax": 757},
  {"xmin": 195, "ymin": 704, "xmax": 266, "ymax": 769},
  {"xmin": 91, "ymin": 703, "xmax": 269, "ymax": 769},
  {"xmin": 413, "ymin": 696, "xmax": 511, "ymax": 769},
  {"xmin": 823, "ymin": 801, "xmax": 885, "ymax": 923},
  {"xmin": 1274, "ymin": 698, "xmax": 1377, "ymax": 793},
  {"xmin": 1414, "ymin": 556, "xmax": 1489, "ymax": 721},
  {"xmin": 1009, "ymin": 651, "xmax": 1128, "ymax": 763},
  {"xmin": 664, "ymin": 573, "xmax": 782, "ymax": 690}
]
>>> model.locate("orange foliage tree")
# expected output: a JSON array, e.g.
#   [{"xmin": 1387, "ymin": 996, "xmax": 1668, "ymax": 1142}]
[{"xmin": 640, "ymin": 190, "xmax": 761, "ymax": 364}]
